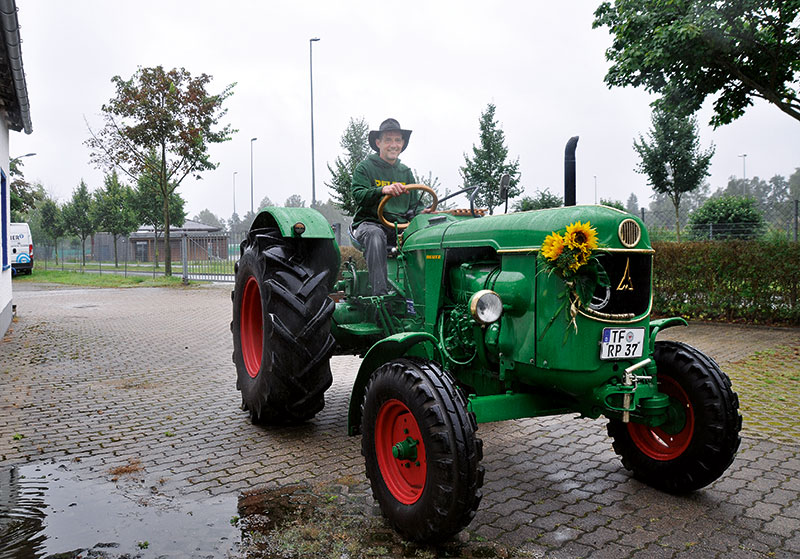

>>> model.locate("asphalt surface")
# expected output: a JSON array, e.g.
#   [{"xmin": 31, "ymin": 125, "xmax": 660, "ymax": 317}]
[{"xmin": 2, "ymin": 283, "xmax": 799, "ymax": 558}]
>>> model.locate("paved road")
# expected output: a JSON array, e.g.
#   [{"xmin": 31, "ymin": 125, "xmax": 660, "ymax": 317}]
[{"xmin": 2, "ymin": 284, "xmax": 799, "ymax": 558}]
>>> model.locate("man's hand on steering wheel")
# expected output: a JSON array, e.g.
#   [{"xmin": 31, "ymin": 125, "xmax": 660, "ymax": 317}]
[
  {"xmin": 377, "ymin": 184, "xmax": 438, "ymax": 230},
  {"xmin": 381, "ymin": 182, "xmax": 407, "ymax": 197}
]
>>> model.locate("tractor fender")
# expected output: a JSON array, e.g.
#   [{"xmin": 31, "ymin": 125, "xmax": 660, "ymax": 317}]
[
  {"xmin": 250, "ymin": 207, "xmax": 335, "ymax": 239},
  {"xmin": 347, "ymin": 332, "xmax": 443, "ymax": 436},
  {"xmin": 648, "ymin": 317, "xmax": 688, "ymax": 354}
]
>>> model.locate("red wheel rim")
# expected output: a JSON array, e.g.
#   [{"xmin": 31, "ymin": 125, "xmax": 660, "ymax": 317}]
[
  {"xmin": 240, "ymin": 276, "xmax": 263, "ymax": 379},
  {"xmin": 375, "ymin": 399, "xmax": 427, "ymax": 505},
  {"xmin": 628, "ymin": 375, "xmax": 694, "ymax": 460}
]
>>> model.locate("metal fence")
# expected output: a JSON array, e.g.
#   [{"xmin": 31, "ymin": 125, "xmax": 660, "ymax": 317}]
[
  {"xmin": 640, "ymin": 199, "xmax": 799, "ymax": 242},
  {"xmin": 34, "ymin": 233, "xmax": 238, "ymax": 282},
  {"xmin": 180, "ymin": 233, "xmax": 236, "ymax": 282}
]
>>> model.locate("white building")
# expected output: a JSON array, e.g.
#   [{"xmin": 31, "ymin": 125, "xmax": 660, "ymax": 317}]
[{"xmin": 0, "ymin": 0, "xmax": 32, "ymax": 336}]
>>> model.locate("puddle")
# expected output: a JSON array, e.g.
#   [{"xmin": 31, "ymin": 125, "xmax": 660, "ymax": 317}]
[{"xmin": 0, "ymin": 462, "xmax": 240, "ymax": 559}]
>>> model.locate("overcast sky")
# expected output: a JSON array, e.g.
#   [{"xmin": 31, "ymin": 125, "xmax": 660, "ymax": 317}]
[{"xmin": 11, "ymin": 1, "xmax": 800, "ymax": 220}]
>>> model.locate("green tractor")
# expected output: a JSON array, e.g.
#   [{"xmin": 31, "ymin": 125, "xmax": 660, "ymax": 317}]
[{"xmin": 230, "ymin": 146, "xmax": 741, "ymax": 542}]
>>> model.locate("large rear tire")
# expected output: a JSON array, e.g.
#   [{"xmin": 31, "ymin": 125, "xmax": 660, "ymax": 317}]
[
  {"xmin": 608, "ymin": 341, "xmax": 741, "ymax": 493},
  {"xmin": 361, "ymin": 358, "xmax": 484, "ymax": 542},
  {"xmin": 231, "ymin": 227, "xmax": 338, "ymax": 424}
]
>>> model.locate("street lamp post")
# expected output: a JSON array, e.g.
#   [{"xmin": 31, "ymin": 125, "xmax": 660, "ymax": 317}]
[
  {"xmin": 232, "ymin": 171, "xmax": 238, "ymax": 241},
  {"xmin": 310, "ymin": 37, "xmax": 320, "ymax": 206},
  {"xmin": 738, "ymin": 153, "xmax": 747, "ymax": 196},
  {"xmin": 250, "ymin": 137, "xmax": 257, "ymax": 214},
  {"xmin": 10, "ymin": 152, "xmax": 36, "ymax": 168}
]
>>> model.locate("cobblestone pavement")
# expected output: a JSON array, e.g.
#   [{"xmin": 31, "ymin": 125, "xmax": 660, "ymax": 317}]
[{"xmin": 2, "ymin": 284, "xmax": 799, "ymax": 558}]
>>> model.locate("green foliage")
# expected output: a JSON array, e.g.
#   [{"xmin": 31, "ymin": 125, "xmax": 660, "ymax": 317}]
[
  {"xmin": 62, "ymin": 180, "xmax": 97, "ymax": 266},
  {"xmin": 593, "ymin": 1, "xmax": 800, "ymax": 126},
  {"xmin": 460, "ymin": 103, "xmax": 522, "ymax": 214},
  {"xmin": 93, "ymin": 171, "xmax": 139, "ymax": 266},
  {"xmin": 13, "ymin": 269, "xmax": 184, "ymax": 288},
  {"xmin": 9, "ymin": 157, "xmax": 43, "ymax": 221},
  {"xmin": 28, "ymin": 195, "xmax": 66, "ymax": 264},
  {"xmin": 284, "ymin": 194, "xmax": 306, "ymax": 207},
  {"xmin": 513, "ymin": 189, "xmax": 563, "ymax": 211},
  {"xmin": 634, "ymin": 108, "xmax": 714, "ymax": 241},
  {"xmin": 133, "ymin": 154, "xmax": 187, "ymax": 267},
  {"xmin": 600, "ymin": 198, "xmax": 625, "ymax": 211},
  {"xmin": 626, "ymin": 193, "xmax": 640, "ymax": 215},
  {"xmin": 326, "ymin": 117, "xmax": 370, "ymax": 215},
  {"xmin": 338, "ymin": 245, "xmax": 366, "ymax": 276},
  {"xmin": 653, "ymin": 241, "xmax": 800, "ymax": 324},
  {"xmin": 688, "ymin": 195, "xmax": 765, "ymax": 240},
  {"xmin": 311, "ymin": 199, "xmax": 352, "ymax": 241},
  {"xmin": 790, "ymin": 168, "xmax": 800, "ymax": 200},
  {"xmin": 86, "ymin": 65, "xmax": 235, "ymax": 275},
  {"xmin": 193, "ymin": 209, "xmax": 225, "ymax": 230}
]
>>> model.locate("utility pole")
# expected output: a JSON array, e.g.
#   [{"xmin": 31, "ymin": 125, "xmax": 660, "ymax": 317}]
[{"xmin": 310, "ymin": 37, "xmax": 320, "ymax": 206}]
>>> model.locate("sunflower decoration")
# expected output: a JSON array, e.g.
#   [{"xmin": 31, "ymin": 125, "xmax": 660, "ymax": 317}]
[{"xmin": 539, "ymin": 221, "xmax": 608, "ymax": 339}]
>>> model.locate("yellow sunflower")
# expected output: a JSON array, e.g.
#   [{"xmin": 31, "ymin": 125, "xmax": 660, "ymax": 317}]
[
  {"xmin": 564, "ymin": 221, "xmax": 598, "ymax": 253},
  {"xmin": 568, "ymin": 248, "xmax": 590, "ymax": 272},
  {"xmin": 541, "ymin": 232, "xmax": 565, "ymax": 262}
]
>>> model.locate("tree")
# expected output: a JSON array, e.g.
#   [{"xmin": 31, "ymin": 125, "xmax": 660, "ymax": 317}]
[
  {"xmin": 133, "ymin": 155, "xmax": 187, "ymax": 267},
  {"xmin": 193, "ymin": 209, "xmax": 224, "ymax": 230},
  {"xmin": 626, "ymin": 193, "xmax": 640, "ymax": 215},
  {"xmin": 411, "ymin": 169, "xmax": 453, "ymax": 210},
  {"xmin": 513, "ymin": 189, "xmax": 563, "ymax": 211},
  {"xmin": 593, "ymin": 1, "xmax": 800, "ymax": 126},
  {"xmin": 258, "ymin": 195, "xmax": 274, "ymax": 209},
  {"xmin": 228, "ymin": 212, "xmax": 243, "ymax": 243},
  {"xmin": 93, "ymin": 171, "xmax": 139, "ymax": 266},
  {"xmin": 86, "ymin": 65, "xmax": 235, "ymax": 275},
  {"xmin": 633, "ymin": 108, "xmax": 715, "ymax": 241},
  {"xmin": 62, "ymin": 180, "xmax": 97, "ymax": 266},
  {"xmin": 688, "ymin": 195, "xmax": 765, "ymax": 239},
  {"xmin": 600, "ymin": 198, "xmax": 625, "ymax": 211},
  {"xmin": 790, "ymin": 168, "xmax": 800, "ymax": 201},
  {"xmin": 326, "ymin": 117, "xmax": 371, "ymax": 215},
  {"xmin": 38, "ymin": 196, "xmax": 65, "ymax": 264},
  {"xmin": 9, "ymin": 157, "xmax": 44, "ymax": 221},
  {"xmin": 461, "ymin": 104, "xmax": 522, "ymax": 214},
  {"xmin": 284, "ymin": 194, "xmax": 306, "ymax": 207}
]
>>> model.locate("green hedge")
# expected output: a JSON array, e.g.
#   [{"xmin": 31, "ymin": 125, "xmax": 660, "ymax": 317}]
[{"xmin": 652, "ymin": 241, "xmax": 800, "ymax": 324}]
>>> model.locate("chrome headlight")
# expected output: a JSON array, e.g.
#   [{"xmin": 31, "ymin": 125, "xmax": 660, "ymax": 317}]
[{"xmin": 469, "ymin": 290, "xmax": 503, "ymax": 324}]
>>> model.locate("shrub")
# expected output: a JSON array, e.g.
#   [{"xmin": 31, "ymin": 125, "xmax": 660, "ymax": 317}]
[
  {"xmin": 688, "ymin": 195, "xmax": 765, "ymax": 240},
  {"xmin": 653, "ymin": 240, "xmax": 800, "ymax": 324},
  {"xmin": 338, "ymin": 245, "xmax": 366, "ymax": 278}
]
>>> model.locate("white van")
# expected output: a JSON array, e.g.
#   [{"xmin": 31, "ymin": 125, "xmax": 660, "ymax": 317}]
[{"xmin": 9, "ymin": 222, "xmax": 33, "ymax": 275}]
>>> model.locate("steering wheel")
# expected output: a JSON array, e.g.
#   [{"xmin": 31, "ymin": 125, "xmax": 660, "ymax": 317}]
[{"xmin": 376, "ymin": 184, "xmax": 438, "ymax": 230}]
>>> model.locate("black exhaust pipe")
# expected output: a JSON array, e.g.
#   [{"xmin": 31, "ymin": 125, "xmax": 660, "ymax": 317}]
[{"xmin": 564, "ymin": 136, "xmax": 579, "ymax": 207}]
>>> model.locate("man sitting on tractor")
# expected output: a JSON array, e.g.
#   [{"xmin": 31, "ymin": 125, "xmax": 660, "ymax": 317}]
[{"xmin": 351, "ymin": 118, "xmax": 423, "ymax": 295}]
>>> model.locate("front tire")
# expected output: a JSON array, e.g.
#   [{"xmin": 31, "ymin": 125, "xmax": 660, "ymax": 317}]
[
  {"xmin": 231, "ymin": 227, "xmax": 338, "ymax": 424},
  {"xmin": 361, "ymin": 358, "xmax": 484, "ymax": 542},
  {"xmin": 608, "ymin": 341, "xmax": 742, "ymax": 493}
]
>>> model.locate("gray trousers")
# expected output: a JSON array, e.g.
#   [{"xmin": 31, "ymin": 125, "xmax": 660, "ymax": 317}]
[{"xmin": 353, "ymin": 221, "xmax": 396, "ymax": 295}]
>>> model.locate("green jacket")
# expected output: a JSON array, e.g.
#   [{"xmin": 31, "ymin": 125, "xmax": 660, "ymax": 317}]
[{"xmin": 352, "ymin": 154, "xmax": 419, "ymax": 226}]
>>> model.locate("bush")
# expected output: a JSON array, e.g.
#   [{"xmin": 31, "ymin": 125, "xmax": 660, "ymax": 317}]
[
  {"xmin": 338, "ymin": 245, "xmax": 366, "ymax": 278},
  {"xmin": 653, "ymin": 240, "xmax": 800, "ymax": 324},
  {"xmin": 688, "ymin": 195, "xmax": 765, "ymax": 240}
]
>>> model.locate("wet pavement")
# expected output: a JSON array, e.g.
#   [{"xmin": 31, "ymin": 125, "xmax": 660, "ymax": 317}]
[{"xmin": 2, "ymin": 283, "xmax": 799, "ymax": 558}]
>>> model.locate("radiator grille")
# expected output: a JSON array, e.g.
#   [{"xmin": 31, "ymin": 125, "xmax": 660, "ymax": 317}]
[{"xmin": 618, "ymin": 219, "xmax": 641, "ymax": 248}]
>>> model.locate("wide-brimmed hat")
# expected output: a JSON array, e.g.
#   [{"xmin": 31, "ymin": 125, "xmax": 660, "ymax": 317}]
[{"xmin": 368, "ymin": 118, "xmax": 412, "ymax": 152}]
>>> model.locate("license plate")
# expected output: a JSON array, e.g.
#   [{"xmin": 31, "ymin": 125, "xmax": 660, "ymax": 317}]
[{"xmin": 600, "ymin": 328, "xmax": 645, "ymax": 360}]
